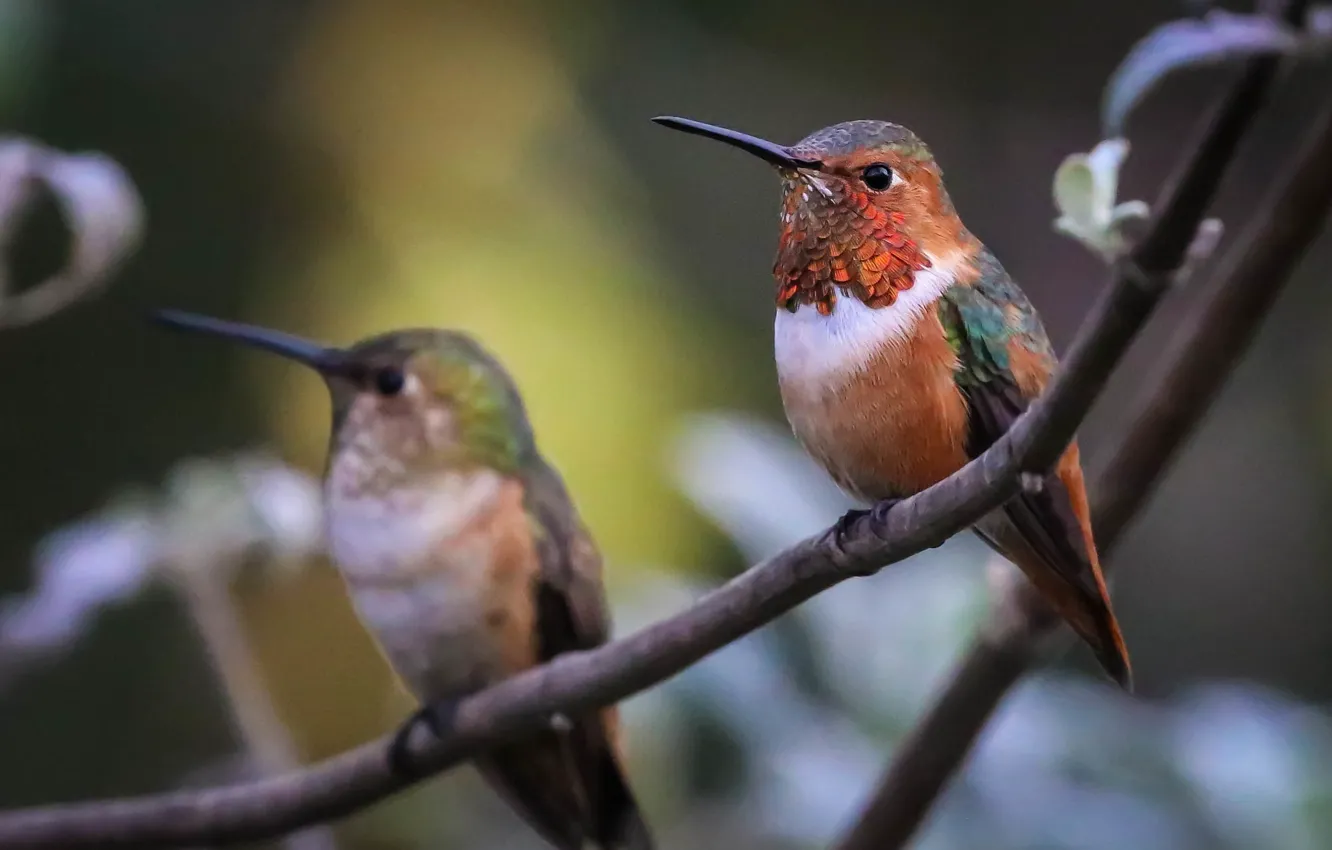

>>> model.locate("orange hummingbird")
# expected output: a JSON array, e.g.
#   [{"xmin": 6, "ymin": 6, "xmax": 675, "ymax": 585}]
[
  {"xmin": 154, "ymin": 310, "xmax": 654, "ymax": 849},
  {"xmin": 654, "ymin": 116, "xmax": 1132, "ymax": 688}
]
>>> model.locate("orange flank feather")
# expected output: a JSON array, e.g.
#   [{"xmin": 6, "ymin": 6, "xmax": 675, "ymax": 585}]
[
  {"xmin": 779, "ymin": 309, "xmax": 970, "ymax": 501},
  {"xmin": 453, "ymin": 477, "xmax": 542, "ymax": 677}
]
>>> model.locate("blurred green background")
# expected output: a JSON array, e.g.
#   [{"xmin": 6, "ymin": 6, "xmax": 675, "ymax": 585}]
[{"xmin": 2, "ymin": 1, "xmax": 1332, "ymax": 848}]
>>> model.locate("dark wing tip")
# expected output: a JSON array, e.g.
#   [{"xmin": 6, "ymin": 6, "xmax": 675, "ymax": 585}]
[
  {"xmin": 1096, "ymin": 646, "xmax": 1134, "ymax": 692},
  {"xmin": 1093, "ymin": 615, "xmax": 1134, "ymax": 692},
  {"xmin": 611, "ymin": 806, "xmax": 655, "ymax": 850}
]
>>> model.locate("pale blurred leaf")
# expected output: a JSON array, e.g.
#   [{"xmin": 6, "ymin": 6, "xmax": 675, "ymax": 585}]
[
  {"xmin": 157, "ymin": 452, "xmax": 323, "ymax": 581},
  {"xmin": 0, "ymin": 450, "xmax": 321, "ymax": 693},
  {"xmin": 1103, "ymin": 8, "xmax": 1332, "ymax": 136},
  {"xmin": 0, "ymin": 505, "xmax": 158, "ymax": 651},
  {"xmin": 1053, "ymin": 139, "xmax": 1150, "ymax": 262},
  {"xmin": 0, "ymin": 138, "xmax": 144, "ymax": 329},
  {"xmin": 1053, "ymin": 152, "xmax": 1098, "ymax": 231}
]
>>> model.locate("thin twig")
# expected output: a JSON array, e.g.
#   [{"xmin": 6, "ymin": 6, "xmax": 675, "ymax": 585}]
[
  {"xmin": 833, "ymin": 20, "xmax": 1329, "ymax": 850},
  {"xmin": 175, "ymin": 571, "xmax": 339, "ymax": 850},
  {"xmin": 1091, "ymin": 102, "xmax": 1332, "ymax": 539},
  {"xmin": 0, "ymin": 172, "xmax": 1180, "ymax": 845}
]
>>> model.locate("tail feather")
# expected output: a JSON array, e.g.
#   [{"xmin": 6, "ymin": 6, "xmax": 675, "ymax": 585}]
[
  {"xmin": 1061, "ymin": 454, "xmax": 1133, "ymax": 691},
  {"xmin": 973, "ymin": 447, "xmax": 1133, "ymax": 690},
  {"xmin": 475, "ymin": 735, "xmax": 584, "ymax": 850},
  {"xmin": 1078, "ymin": 546, "xmax": 1133, "ymax": 691},
  {"xmin": 1024, "ymin": 543, "xmax": 1133, "ymax": 690},
  {"xmin": 978, "ymin": 522, "xmax": 1133, "ymax": 689},
  {"xmin": 474, "ymin": 710, "xmax": 654, "ymax": 850},
  {"xmin": 590, "ymin": 745, "xmax": 654, "ymax": 850}
]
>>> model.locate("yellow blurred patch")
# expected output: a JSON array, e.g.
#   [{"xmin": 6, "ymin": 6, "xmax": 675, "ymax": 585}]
[{"xmin": 253, "ymin": 0, "xmax": 724, "ymax": 572}]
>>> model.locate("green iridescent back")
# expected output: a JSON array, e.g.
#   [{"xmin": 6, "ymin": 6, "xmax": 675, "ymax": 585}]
[{"xmin": 938, "ymin": 249, "xmax": 1055, "ymax": 389}]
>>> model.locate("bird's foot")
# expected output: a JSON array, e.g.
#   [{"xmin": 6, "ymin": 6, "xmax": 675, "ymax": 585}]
[
  {"xmin": 832, "ymin": 508, "xmax": 870, "ymax": 545},
  {"xmin": 831, "ymin": 499, "xmax": 913, "ymax": 574},
  {"xmin": 869, "ymin": 496, "xmax": 903, "ymax": 529},
  {"xmin": 833, "ymin": 498, "xmax": 906, "ymax": 545},
  {"xmin": 388, "ymin": 698, "xmax": 463, "ymax": 779}
]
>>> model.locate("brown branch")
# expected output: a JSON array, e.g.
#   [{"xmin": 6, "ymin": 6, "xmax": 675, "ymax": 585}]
[
  {"xmin": 833, "ymin": 29, "xmax": 1332, "ymax": 850},
  {"xmin": 0, "ymin": 170, "xmax": 1181, "ymax": 849},
  {"xmin": 1091, "ymin": 111, "xmax": 1332, "ymax": 542}
]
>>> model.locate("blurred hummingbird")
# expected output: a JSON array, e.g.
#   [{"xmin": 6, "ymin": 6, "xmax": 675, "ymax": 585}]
[
  {"xmin": 653, "ymin": 116, "xmax": 1132, "ymax": 688},
  {"xmin": 154, "ymin": 310, "xmax": 654, "ymax": 850}
]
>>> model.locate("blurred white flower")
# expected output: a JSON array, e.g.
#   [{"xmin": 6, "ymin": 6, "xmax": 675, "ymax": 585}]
[
  {"xmin": 0, "ymin": 450, "xmax": 324, "ymax": 687},
  {"xmin": 236, "ymin": 454, "xmax": 325, "ymax": 569},
  {"xmin": 801, "ymin": 548, "xmax": 987, "ymax": 721},
  {"xmin": 0, "ymin": 507, "xmax": 157, "ymax": 650},
  {"xmin": 156, "ymin": 452, "xmax": 324, "ymax": 580}
]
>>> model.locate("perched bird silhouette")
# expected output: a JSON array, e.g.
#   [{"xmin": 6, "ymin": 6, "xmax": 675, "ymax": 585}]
[
  {"xmin": 655, "ymin": 116, "xmax": 1132, "ymax": 688},
  {"xmin": 155, "ymin": 309, "xmax": 655, "ymax": 849}
]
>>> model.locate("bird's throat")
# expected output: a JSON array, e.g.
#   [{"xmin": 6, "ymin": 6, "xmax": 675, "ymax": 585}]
[
  {"xmin": 773, "ymin": 251, "xmax": 963, "ymax": 389},
  {"xmin": 775, "ymin": 200, "xmax": 933, "ymax": 317},
  {"xmin": 325, "ymin": 464, "xmax": 506, "ymax": 584}
]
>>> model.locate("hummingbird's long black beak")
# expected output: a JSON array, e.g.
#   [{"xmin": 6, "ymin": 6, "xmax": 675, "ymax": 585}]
[
  {"xmin": 652, "ymin": 116, "xmax": 822, "ymax": 170},
  {"xmin": 152, "ymin": 309, "xmax": 350, "ymax": 376}
]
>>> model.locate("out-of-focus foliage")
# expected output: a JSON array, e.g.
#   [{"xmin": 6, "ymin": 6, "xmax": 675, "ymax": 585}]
[
  {"xmin": 1102, "ymin": 5, "xmax": 1332, "ymax": 136},
  {"xmin": 12, "ymin": 417, "xmax": 1332, "ymax": 849},
  {"xmin": 0, "ymin": 136, "xmax": 144, "ymax": 327},
  {"xmin": 631, "ymin": 413, "xmax": 1332, "ymax": 850},
  {"xmin": 1052, "ymin": 138, "xmax": 1150, "ymax": 262},
  {"xmin": 2, "ymin": 1, "xmax": 1332, "ymax": 848},
  {"xmin": 0, "ymin": 453, "xmax": 320, "ymax": 691}
]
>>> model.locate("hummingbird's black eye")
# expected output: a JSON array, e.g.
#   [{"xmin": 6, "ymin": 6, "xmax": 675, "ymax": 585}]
[
  {"xmin": 374, "ymin": 367, "xmax": 406, "ymax": 397},
  {"xmin": 861, "ymin": 163, "xmax": 894, "ymax": 191}
]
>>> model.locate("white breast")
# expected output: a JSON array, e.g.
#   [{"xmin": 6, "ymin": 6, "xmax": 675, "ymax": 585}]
[
  {"xmin": 325, "ymin": 470, "xmax": 502, "ymax": 583},
  {"xmin": 325, "ymin": 470, "xmax": 508, "ymax": 699},
  {"xmin": 349, "ymin": 577, "xmax": 502, "ymax": 699},
  {"xmin": 773, "ymin": 258, "xmax": 957, "ymax": 392}
]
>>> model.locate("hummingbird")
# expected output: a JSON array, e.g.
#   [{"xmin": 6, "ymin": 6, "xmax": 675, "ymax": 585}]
[
  {"xmin": 653, "ymin": 116, "xmax": 1132, "ymax": 689},
  {"xmin": 153, "ymin": 310, "xmax": 654, "ymax": 850}
]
